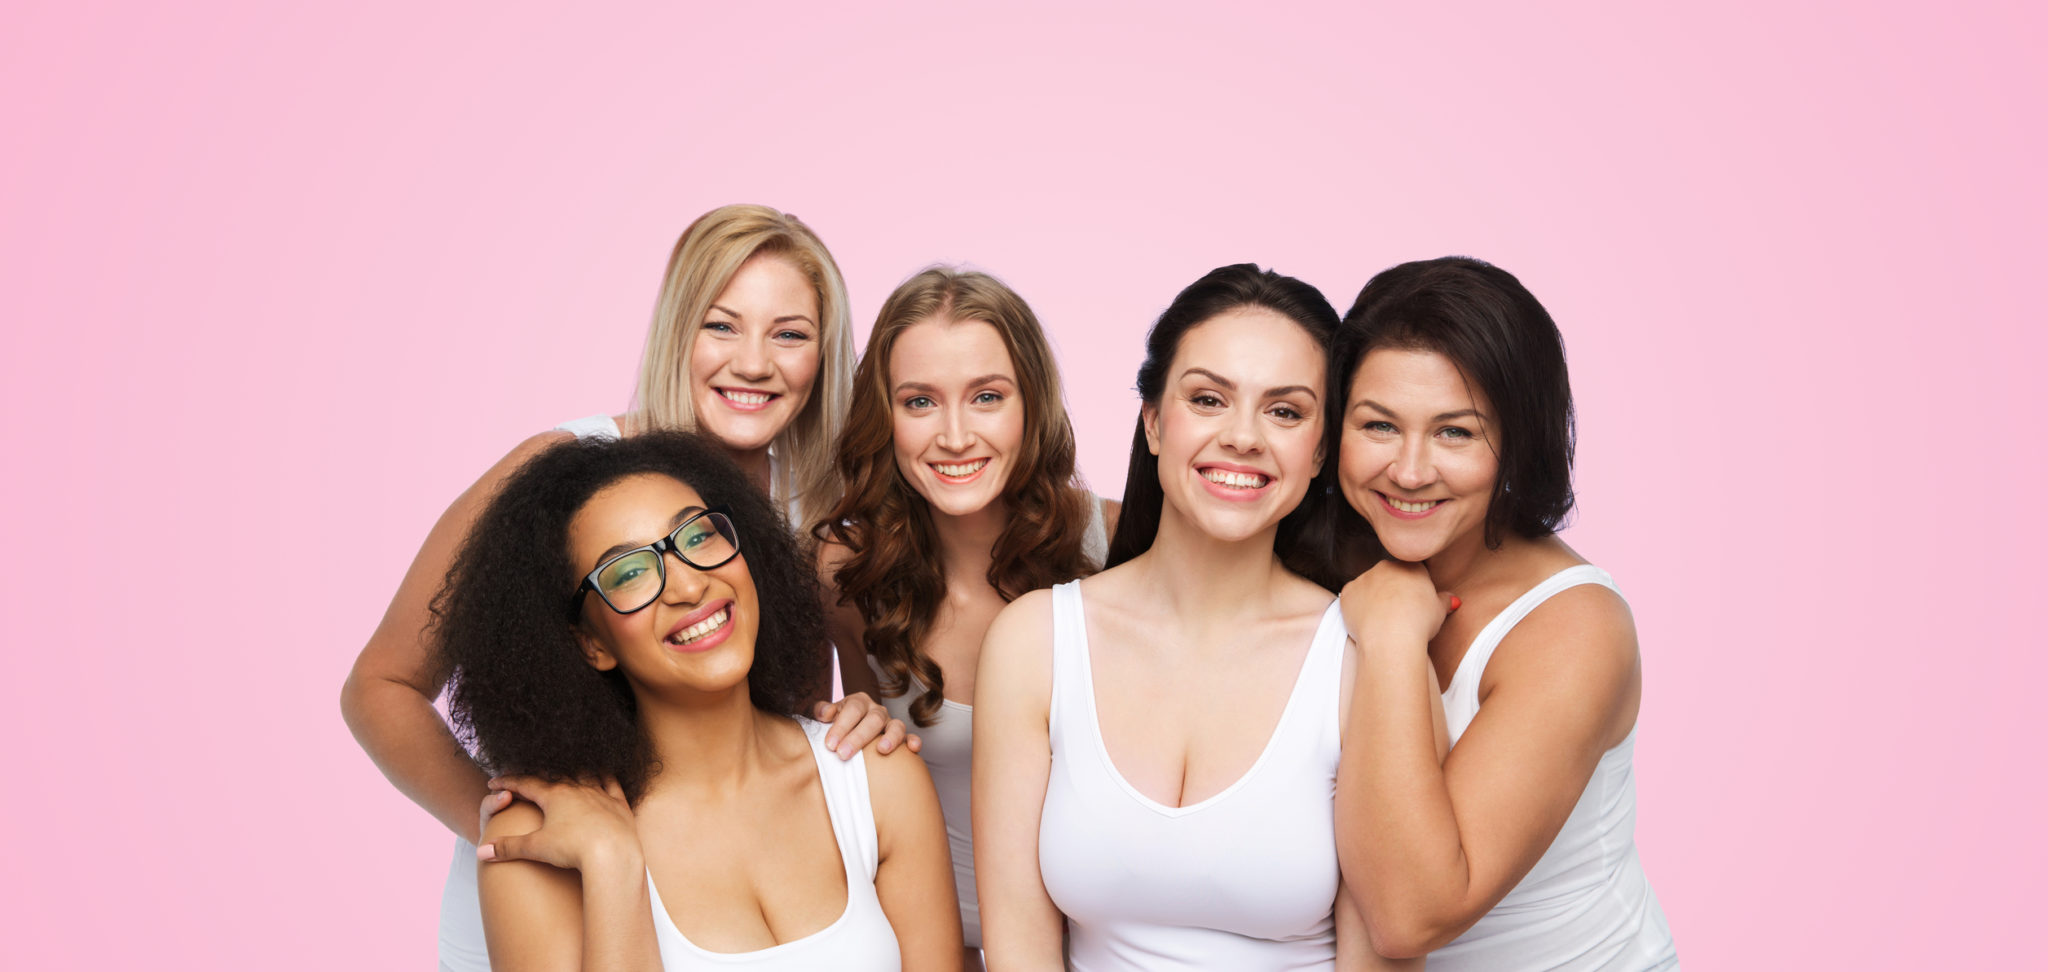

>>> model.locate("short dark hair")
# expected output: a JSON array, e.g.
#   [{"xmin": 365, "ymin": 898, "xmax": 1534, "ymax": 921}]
[
  {"xmin": 1330, "ymin": 256, "xmax": 1576, "ymax": 556},
  {"xmin": 434, "ymin": 430, "xmax": 825, "ymax": 803},
  {"xmin": 1105, "ymin": 263, "xmax": 1343, "ymax": 589}
]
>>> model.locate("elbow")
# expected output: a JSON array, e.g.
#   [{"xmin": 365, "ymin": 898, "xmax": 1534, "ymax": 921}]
[{"xmin": 1362, "ymin": 907, "xmax": 1465, "ymax": 960}]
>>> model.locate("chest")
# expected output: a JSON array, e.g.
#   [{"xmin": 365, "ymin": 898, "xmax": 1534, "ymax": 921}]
[{"xmin": 636, "ymin": 778, "xmax": 849, "ymax": 953}]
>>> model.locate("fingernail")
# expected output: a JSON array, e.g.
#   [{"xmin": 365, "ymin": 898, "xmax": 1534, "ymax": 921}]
[
  {"xmin": 476, "ymin": 843, "xmax": 496, "ymax": 861},
  {"xmin": 1450, "ymin": 596, "xmax": 1462, "ymax": 611}
]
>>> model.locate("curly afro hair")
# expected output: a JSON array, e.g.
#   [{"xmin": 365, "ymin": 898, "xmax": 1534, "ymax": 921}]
[{"xmin": 434, "ymin": 430, "xmax": 826, "ymax": 804}]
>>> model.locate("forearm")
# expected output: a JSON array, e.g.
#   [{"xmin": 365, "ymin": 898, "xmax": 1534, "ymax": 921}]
[
  {"xmin": 578, "ymin": 849, "xmax": 663, "ymax": 972},
  {"xmin": 1338, "ymin": 641, "xmax": 1475, "ymax": 953},
  {"xmin": 341, "ymin": 671, "xmax": 491, "ymax": 842}
]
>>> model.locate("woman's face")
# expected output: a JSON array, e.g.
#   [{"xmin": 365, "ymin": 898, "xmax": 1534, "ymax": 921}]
[
  {"xmin": 567, "ymin": 473, "xmax": 761, "ymax": 698},
  {"xmin": 689, "ymin": 254, "xmax": 823, "ymax": 455},
  {"xmin": 1338, "ymin": 347, "xmax": 1500, "ymax": 563},
  {"xmin": 1143, "ymin": 308, "xmax": 1325, "ymax": 544},
  {"xmin": 888, "ymin": 317, "xmax": 1026, "ymax": 519}
]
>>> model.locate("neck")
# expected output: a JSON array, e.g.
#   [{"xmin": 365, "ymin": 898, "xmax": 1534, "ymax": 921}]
[
  {"xmin": 1424, "ymin": 525, "xmax": 1528, "ymax": 592},
  {"xmin": 932, "ymin": 499, "xmax": 1006, "ymax": 591},
  {"xmin": 726, "ymin": 445, "xmax": 774, "ymax": 497},
  {"xmin": 1129, "ymin": 501, "xmax": 1294, "ymax": 621},
  {"xmin": 633, "ymin": 681, "xmax": 770, "ymax": 797}
]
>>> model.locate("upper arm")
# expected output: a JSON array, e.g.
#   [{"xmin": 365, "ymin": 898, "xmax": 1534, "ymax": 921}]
[
  {"xmin": 971, "ymin": 590, "xmax": 1065, "ymax": 968},
  {"xmin": 1440, "ymin": 585, "xmax": 1641, "ymax": 911},
  {"xmin": 347, "ymin": 430, "xmax": 572, "ymax": 701},
  {"xmin": 477, "ymin": 801, "xmax": 584, "ymax": 971},
  {"xmin": 865, "ymin": 742, "xmax": 964, "ymax": 968}
]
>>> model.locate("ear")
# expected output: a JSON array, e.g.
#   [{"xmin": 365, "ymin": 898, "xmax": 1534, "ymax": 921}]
[
  {"xmin": 575, "ymin": 625, "xmax": 619, "ymax": 672},
  {"xmin": 1142, "ymin": 403, "xmax": 1162, "ymax": 456}
]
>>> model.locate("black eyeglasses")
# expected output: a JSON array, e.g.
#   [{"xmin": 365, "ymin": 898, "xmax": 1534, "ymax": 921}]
[{"xmin": 572, "ymin": 506, "xmax": 741, "ymax": 617}]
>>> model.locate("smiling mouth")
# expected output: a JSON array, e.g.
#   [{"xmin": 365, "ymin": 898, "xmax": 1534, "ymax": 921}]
[
  {"xmin": 930, "ymin": 458, "xmax": 990, "ymax": 480},
  {"xmin": 1377, "ymin": 491, "xmax": 1446, "ymax": 514},
  {"xmin": 1202, "ymin": 469, "xmax": 1270, "ymax": 489},
  {"xmin": 716, "ymin": 388, "xmax": 779, "ymax": 409},
  {"xmin": 667, "ymin": 606, "xmax": 731, "ymax": 646}
]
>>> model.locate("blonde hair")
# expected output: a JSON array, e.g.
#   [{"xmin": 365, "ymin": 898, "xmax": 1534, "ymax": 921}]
[{"xmin": 632, "ymin": 204, "xmax": 853, "ymax": 516}]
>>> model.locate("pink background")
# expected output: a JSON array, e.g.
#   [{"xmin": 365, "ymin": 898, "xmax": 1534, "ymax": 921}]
[{"xmin": 3, "ymin": 2, "xmax": 2041, "ymax": 967}]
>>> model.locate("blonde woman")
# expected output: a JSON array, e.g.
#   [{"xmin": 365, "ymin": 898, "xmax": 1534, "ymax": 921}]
[{"xmin": 341, "ymin": 204, "xmax": 910, "ymax": 970}]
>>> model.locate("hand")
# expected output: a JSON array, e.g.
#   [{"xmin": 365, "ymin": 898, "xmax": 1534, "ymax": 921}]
[
  {"xmin": 1340, "ymin": 560, "xmax": 1459, "ymax": 654},
  {"xmin": 811, "ymin": 691, "xmax": 922, "ymax": 760},
  {"xmin": 476, "ymin": 776, "xmax": 641, "ymax": 874}
]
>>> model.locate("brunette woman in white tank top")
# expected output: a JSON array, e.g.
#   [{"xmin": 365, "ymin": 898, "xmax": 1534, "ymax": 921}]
[
  {"xmin": 815, "ymin": 267, "xmax": 1115, "ymax": 969},
  {"xmin": 976, "ymin": 265, "xmax": 1424, "ymax": 971},
  {"xmin": 1330, "ymin": 258, "xmax": 1678, "ymax": 969}
]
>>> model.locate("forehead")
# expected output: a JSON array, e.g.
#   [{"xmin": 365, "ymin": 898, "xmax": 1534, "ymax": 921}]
[
  {"xmin": 1348, "ymin": 347, "xmax": 1491, "ymax": 414},
  {"xmin": 1172, "ymin": 307, "xmax": 1325, "ymax": 387},
  {"xmin": 710, "ymin": 253, "xmax": 818, "ymax": 316},
  {"xmin": 888, "ymin": 317, "xmax": 1014, "ymax": 383},
  {"xmin": 567, "ymin": 474, "xmax": 707, "ymax": 565}
]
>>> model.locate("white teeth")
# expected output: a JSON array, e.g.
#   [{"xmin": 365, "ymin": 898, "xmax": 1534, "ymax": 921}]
[
  {"xmin": 672, "ymin": 607, "xmax": 730, "ymax": 644},
  {"xmin": 1202, "ymin": 469, "xmax": 1269, "ymax": 489},
  {"xmin": 1388, "ymin": 497, "xmax": 1441, "ymax": 513},
  {"xmin": 720, "ymin": 390, "xmax": 772, "ymax": 406},
  {"xmin": 932, "ymin": 459, "xmax": 989, "ymax": 477}
]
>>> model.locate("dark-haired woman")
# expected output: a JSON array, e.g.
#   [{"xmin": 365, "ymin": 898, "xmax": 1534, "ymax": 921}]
[
  {"xmin": 815, "ymin": 267, "xmax": 1115, "ymax": 969},
  {"xmin": 975, "ymin": 264, "xmax": 1419, "ymax": 970},
  {"xmin": 440, "ymin": 431, "xmax": 961, "ymax": 970},
  {"xmin": 1330, "ymin": 257, "xmax": 1678, "ymax": 969}
]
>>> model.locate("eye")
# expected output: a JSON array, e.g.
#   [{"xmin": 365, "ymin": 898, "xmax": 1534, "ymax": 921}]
[
  {"xmin": 902, "ymin": 395, "xmax": 936, "ymax": 410},
  {"xmin": 1360, "ymin": 420, "xmax": 1397, "ymax": 435},
  {"xmin": 972, "ymin": 390, "xmax": 1004, "ymax": 405},
  {"xmin": 1190, "ymin": 393, "xmax": 1225, "ymax": 409},
  {"xmin": 1439, "ymin": 426, "xmax": 1474, "ymax": 440},
  {"xmin": 774, "ymin": 328, "xmax": 812, "ymax": 343},
  {"xmin": 702, "ymin": 321, "xmax": 737, "ymax": 335},
  {"xmin": 1268, "ymin": 404, "xmax": 1306, "ymax": 422}
]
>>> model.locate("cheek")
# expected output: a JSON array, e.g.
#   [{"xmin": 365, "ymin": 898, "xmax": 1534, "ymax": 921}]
[
  {"xmin": 777, "ymin": 345, "xmax": 822, "ymax": 401},
  {"xmin": 690, "ymin": 335, "xmax": 728, "ymax": 384}
]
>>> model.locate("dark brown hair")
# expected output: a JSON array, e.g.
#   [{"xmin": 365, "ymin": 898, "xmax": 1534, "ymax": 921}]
[
  {"xmin": 1329, "ymin": 256, "xmax": 1576, "ymax": 561},
  {"xmin": 815, "ymin": 267, "xmax": 1095, "ymax": 726}
]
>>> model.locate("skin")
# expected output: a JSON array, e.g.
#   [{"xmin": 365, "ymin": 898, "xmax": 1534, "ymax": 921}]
[
  {"xmin": 1333, "ymin": 348, "xmax": 1643, "ymax": 957},
  {"xmin": 972, "ymin": 309, "xmax": 1422, "ymax": 971},
  {"xmin": 475, "ymin": 474, "xmax": 963, "ymax": 971},
  {"xmin": 340, "ymin": 253, "xmax": 902, "ymax": 847},
  {"xmin": 688, "ymin": 254, "xmax": 825, "ymax": 485},
  {"xmin": 817, "ymin": 316, "xmax": 1117, "ymax": 972}
]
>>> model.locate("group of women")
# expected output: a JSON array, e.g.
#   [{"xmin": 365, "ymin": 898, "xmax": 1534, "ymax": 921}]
[{"xmin": 341, "ymin": 204, "xmax": 1680, "ymax": 971}]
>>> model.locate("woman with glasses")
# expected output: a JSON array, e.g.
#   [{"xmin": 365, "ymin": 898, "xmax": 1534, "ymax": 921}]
[
  {"xmin": 443, "ymin": 430, "xmax": 961, "ymax": 970},
  {"xmin": 812, "ymin": 267, "xmax": 1115, "ymax": 969},
  {"xmin": 339, "ymin": 205, "xmax": 911, "ymax": 970},
  {"xmin": 1329, "ymin": 258, "xmax": 1677, "ymax": 969}
]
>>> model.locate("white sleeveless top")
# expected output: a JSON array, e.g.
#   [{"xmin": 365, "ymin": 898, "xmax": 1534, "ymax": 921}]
[
  {"xmin": 1429, "ymin": 565, "xmax": 1678, "ymax": 972},
  {"xmin": 437, "ymin": 415, "xmax": 834, "ymax": 971},
  {"xmin": 647, "ymin": 718, "xmax": 901, "ymax": 970},
  {"xmin": 1037, "ymin": 581, "xmax": 1344, "ymax": 971},
  {"xmin": 866, "ymin": 492, "xmax": 1107, "ymax": 949}
]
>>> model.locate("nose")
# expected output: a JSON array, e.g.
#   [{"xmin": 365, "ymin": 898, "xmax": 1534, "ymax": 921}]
[
  {"xmin": 731, "ymin": 331, "xmax": 773, "ymax": 382},
  {"xmin": 659, "ymin": 550, "xmax": 713, "ymax": 605},
  {"xmin": 1386, "ymin": 434, "xmax": 1436, "ymax": 491},
  {"xmin": 1217, "ymin": 402, "xmax": 1265, "ymax": 455},
  {"xmin": 936, "ymin": 404, "xmax": 974, "ymax": 453}
]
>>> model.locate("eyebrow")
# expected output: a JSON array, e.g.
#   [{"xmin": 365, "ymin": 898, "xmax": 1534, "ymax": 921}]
[
  {"xmin": 707, "ymin": 304, "xmax": 817, "ymax": 327},
  {"xmin": 593, "ymin": 505, "xmax": 707, "ymax": 566},
  {"xmin": 1180, "ymin": 367, "xmax": 1320, "ymax": 402},
  {"xmin": 1352, "ymin": 399, "xmax": 1484, "ymax": 423},
  {"xmin": 893, "ymin": 374, "xmax": 1016, "ymax": 395}
]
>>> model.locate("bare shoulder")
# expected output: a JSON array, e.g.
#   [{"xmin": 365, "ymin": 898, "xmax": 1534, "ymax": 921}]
[
  {"xmin": 481, "ymin": 797, "xmax": 546, "ymax": 842},
  {"xmin": 860, "ymin": 734, "xmax": 935, "ymax": 801},
  {"xmin": 1490, "ymin": 576, "xmax": 1639, "ymax": 697},
  {"xmin": 987, "ymin": 587, "xmax": 1057, "ymax": 645}
]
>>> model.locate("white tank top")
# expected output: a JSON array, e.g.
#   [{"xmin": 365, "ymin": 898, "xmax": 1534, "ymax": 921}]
[
  {"xmin": 646, "ymin": 718, "xmax": 901, "ymax": 970},
  {"xmin": 866, "ymin": 492, "xmax": 1108, "ymax": 949},
  {"xmin": 1429, "ymin": 565, "xmax": 1679, "ymax": 971},
  {"xmin": 436, "ymin": 415, "xmax": 837, "ymax": 971},
  {"xmin": 1037, "ymin": 581, "xmax": 1344, "ymax": 971}
]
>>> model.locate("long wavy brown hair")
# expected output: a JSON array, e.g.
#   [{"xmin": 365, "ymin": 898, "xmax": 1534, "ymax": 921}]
[{"xmin": 815, "ymin": 267, "xmax": 1096, "ymax": 725}]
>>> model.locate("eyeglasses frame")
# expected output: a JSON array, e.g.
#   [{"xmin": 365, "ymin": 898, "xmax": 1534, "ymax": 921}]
[{"xmin": 570, "ymin": 505, "xmax": 741, "ymax": 619}]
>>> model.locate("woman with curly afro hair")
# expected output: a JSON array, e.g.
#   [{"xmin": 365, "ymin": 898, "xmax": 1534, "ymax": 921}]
[{"xmin": 439, "ymin": 431, "xmax": 961, "ymax": 970}]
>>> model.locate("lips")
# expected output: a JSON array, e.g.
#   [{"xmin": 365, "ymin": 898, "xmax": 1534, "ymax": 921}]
[
  {"xmin": 715, "ymin": 387, "xmax": 780, "ymax": 411},
  {"xmin": 665, "ymin": 599, "xmax": 735, "ymax": 652},
  {"xmin": 929, "ymin": 458, "xmax": 991, "ymax": 483},
  {"xmin": 1196, "ymin": 463, "xmax": 1273, "ymax": 502},
  {"xmin": 1375, "ymin": 490, "xmax": 1446, "ymax": 519}
]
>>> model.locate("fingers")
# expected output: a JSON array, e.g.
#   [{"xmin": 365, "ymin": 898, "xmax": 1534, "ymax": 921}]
[
  {"xmin": 811, "ymin": 699, "xmax": 842, "ymax": 724},
  {"xmin": 478, "ymin": 829, "xmax": 541, "ymax": 864},
  {"xmin": 826, "ymin": 692, "xmax": 886, "ymax": 758},
  {"xmin": 905, "ymin": 732, "xmax": 922, "ymax": 754},
  {"xmin": 603, "ymin": 778, "xmax": 627, "ymax": 802},
  {"xmin": 477, "ymin": 789, "xmax": 514, "ymax": 837},
  {"xmin": 876, "ymin": 716, "xmax": 908, "ymax": 756}
]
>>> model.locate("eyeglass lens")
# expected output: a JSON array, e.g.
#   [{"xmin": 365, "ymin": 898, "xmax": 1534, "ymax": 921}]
[{"xmin": 593, "ymin": 513, "xmax": 738, "ymax": 612}]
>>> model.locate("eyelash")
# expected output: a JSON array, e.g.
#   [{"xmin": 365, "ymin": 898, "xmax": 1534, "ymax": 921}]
[
  {"xmin": 701, "ymin": 322, "xmax": 812, "ymax": 342},
  {"xmin": 1361, "ymin": 420, "xmax": 1474, "ymax": 440}
]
